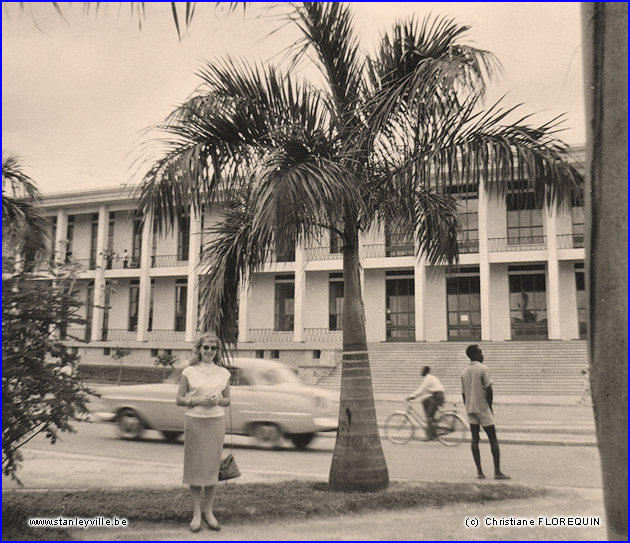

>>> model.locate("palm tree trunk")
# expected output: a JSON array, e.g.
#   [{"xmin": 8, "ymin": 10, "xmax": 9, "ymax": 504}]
[
  {"xmin": 582, "ymin": 4, "xmax": 628, "ymax": 539},
  {"xmin": 328, "ymin": 223, "xmax": 389, "ymax": 491}
]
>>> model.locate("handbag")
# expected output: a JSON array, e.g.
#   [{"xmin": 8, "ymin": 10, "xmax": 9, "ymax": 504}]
[
  {"xmin": 219, "ymin": 452, "xmax": 241, "ymax": 481},
  {"xmin": 219, "ymin": 395, "xmax": 241, "ymax": 482}
]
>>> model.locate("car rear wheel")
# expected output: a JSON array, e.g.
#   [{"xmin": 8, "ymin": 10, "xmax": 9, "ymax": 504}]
[
  {"xmin": 161, "ymin": 431, "xmax": 182, "ymax": 442},
  {"xmin": 288, "ymin": 433, "xmax": 315, "ymax": 449},
  {"xmin": 116, "ymin": 409, "xmax": 144, "ymax": 440},
  {"xmin": 252, "ymin": 422, "xmax": 282, "ymax": 448}
]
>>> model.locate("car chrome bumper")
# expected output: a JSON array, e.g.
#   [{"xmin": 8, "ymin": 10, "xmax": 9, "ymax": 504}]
[
  {"xmin": 90, "ymin": 411, "xmax": 117, "ymax": 423},
  {"xmin": 313, "ymin": 417, "xmax": 338, "ymax": 431}
]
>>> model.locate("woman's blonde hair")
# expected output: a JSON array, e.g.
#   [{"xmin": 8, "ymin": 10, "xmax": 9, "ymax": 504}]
[{"xmin": 190, "ymin": 332, "xmax": 224, "ymax": 366}]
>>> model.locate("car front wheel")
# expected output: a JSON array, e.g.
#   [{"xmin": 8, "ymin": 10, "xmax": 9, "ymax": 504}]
[
  {"xmin": 288, "ymin": 432, "xmax": 315, "ymax": 449},
  {"xmin": 251, "ymin": 422, "xmax": 282, "ymax": 448},
  {"xmin": 116, "ymin": 409, "xmax": 145, "ymax": 440}
]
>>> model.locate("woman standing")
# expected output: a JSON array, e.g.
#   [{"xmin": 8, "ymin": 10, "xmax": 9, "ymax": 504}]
[{"xmin": 176, "ymin": 332, "xmax": 231, "ymax": 532}]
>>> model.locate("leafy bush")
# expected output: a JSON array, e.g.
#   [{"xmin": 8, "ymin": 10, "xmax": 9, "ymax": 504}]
[{"xmin": 2, "ymin": 272, "xmax": 94, "ymax": 484}]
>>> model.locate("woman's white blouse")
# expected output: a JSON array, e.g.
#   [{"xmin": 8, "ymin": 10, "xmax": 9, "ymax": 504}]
[{"xmin": 182, "ymin": 364, "xmax": 231, "ymax": 418}]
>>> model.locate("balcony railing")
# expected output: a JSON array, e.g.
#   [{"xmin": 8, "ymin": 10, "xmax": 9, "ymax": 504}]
[
  {"xmin": 63, "ymin": 327, "xmax": 91, "ymax": 342},
  {"xmin": 100, "ymin": 329, "xmax": 136, "ymax": 341},
  {"xmin": 104, "ymin": 257, "xmax": 141, "ymax": 270},
  {"xmin": 557, "ymin": 234, "xmax": 585, "ymax": 249},
  {"xmin": 488, "ymin": 236, "xmax": 546, "ymax": 252},
  {"xmin": 303, "ymin": 328, "xmax": 343, "ymax": 342},
  {"xmin": 458, "ymin": 239, "xmax": 479, "ymax": 254},
  {"xmin": 151, "ymin": 255, "xmax": 189, "ymax": 268},
  {"xmin": 304, "ymin": 246, "xmax": 343, "ymax": 261},
  {"xmin": 247, "ymin": 329, "xmax": 293, "ymax": 342},
  {"xmin": 147, "ymin": 329, "xmax": 187, "ymax": 342}
]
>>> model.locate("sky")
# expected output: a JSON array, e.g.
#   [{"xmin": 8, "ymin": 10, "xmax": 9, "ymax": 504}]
[{"xmin": 2, "ymin": 2, "xmax": 585, "ymax": 195}]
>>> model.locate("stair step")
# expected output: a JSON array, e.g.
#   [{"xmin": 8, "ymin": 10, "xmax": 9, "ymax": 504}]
[{"xmin": 317, "ymin": 341, "xmax": 588, "ymax": 396}]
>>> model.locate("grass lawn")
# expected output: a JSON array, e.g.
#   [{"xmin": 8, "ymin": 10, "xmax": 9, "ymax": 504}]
[{"xmin": 3, "ymin": 480, "xmax": 547, "ymax": 541}]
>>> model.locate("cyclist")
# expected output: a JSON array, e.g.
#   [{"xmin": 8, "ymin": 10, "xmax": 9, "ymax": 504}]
[{"xmin": 406, "ymin": 366, "xmax": 445, "ymax": 440}]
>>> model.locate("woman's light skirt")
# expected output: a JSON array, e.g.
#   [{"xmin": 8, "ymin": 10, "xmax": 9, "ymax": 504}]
[{"xmin": 183, "ymin": 415, "xmax": 225, "ymax": 486}]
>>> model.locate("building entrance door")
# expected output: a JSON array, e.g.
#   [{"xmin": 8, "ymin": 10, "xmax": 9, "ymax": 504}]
[
  {"xmin": 386, "ymin": 276, "xmax": 415, "ymax": 342},
  {"xmin": 509, "ymin": 272, "xmax": 548, "ymax": 340}
]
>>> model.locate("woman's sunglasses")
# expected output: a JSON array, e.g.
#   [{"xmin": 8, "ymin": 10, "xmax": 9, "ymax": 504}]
[{"xmin": 202, "ymin": 345, "xmax": 218, "ymax": 351}]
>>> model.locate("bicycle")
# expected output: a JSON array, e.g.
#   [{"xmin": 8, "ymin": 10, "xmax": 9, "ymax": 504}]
[{"xmin": 384, "ymin": 399, "xmax": 467, "ymax": 446}]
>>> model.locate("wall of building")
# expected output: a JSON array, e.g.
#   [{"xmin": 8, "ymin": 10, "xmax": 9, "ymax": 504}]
[
  {"xmin": 246, "ymin": 274, "xmax": 276, "ymax": 332},
  {"xmin": 71, "ymin": 213, "xmax": 93, "ymax": 261}
]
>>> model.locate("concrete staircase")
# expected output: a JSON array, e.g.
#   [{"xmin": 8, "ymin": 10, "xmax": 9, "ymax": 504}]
[{"xmin": 317, "ymin": 341, "xmax": 588, "ymax": 398}]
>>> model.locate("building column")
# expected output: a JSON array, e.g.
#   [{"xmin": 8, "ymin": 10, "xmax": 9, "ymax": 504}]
[
  {"xmin": 185, "ymin": 207, "xmax": 201, "ymax": 342},
  {"xmin": 478, "ymin": 180, "xmax": 492, "ymax": 341},
  {"xmin": 293, "ymin": 244, "xmax": 306, "ymax": 342},
  {"xmin": 55, "ymin": 209, "xmax": 68, "ymax": 263},
  {"xmin": 136, "ymin": 212, "xmax": 154, "ymax": 342},
  {"xmin": 91, "ymin": 205, "xmax": 108, "ymax": 342},
  {"xmin": 413, "ymin": 257, "xmax": 425, "ymax": 341},
  {"xmin": 545, "ymin": 206, "xmax": 561, "ymax": 339}
]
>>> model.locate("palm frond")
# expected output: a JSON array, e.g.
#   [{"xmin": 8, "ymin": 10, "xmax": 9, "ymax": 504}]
[
  {"xmin": 252, "ymin": 149, "xmax": 362, "ymax": 253},
  {"xmin": 290, "ymin": 3, "xmax": 366, "ymax": 122},
  {"xmin": 136, "ymin": 58, "xmax": 334, "ymax": 235},
  {"xmin": 198, "ymin": 195, "xmax": 272, "ymax": 347},
  {"xmin": 364, "ymin": 15, "xmax": 501, "ymax": 144}
]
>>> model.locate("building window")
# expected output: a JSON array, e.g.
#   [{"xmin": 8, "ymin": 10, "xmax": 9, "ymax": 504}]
[
  {"xmin": 104, "ymin": 347, "xmax": 111, "ymax": 356},
  {"xmin": 275, "ymin": 239, "xmax": 296, "ymax": 262},
  {"xmin": 177, "ymin": 215, "xmax": 190, "ymax": 262},
  {"xmin": 571, "ymin": 206, "xmax": 585, "ymax": 248},
  {"xmin": 132, "ymin": 218, "xmax": 142, "ymax": 267},
  {"xmin": 101, "ymin": 280, "xmax": 112, "ymax": 341},
  {"xmin": 456, "ymin": 198, "xmax": 479, "ymax": 253},
  {"xmin": 575, "ymin": 266, "xmax": 587, "ymax": 339},
  {"xmin": 66, "ymin": 215, "xmax": 75, "ymax": 259},
  {"xmin": 330, "ymin": 230, "xmax": 343, "ymax": 254},
  {"xmin": 274, "ymin": 275, "xmax": 294, "ymax": 331},
  {"xmin": 506, "ymin": 193, "xmax": 544, "ymax": 245},
  {"xmin": 128, "ymin": 280, "xmax": 139, "ymax": 332},
  {"xmin": 270, "ymin": 349, "xmax": 280, "ymax": 359},
  {"xmin": 50, "ymin": 218, "xmax": 57, "ymax": 263},
  {"xmin": 90, "ymin": 213, "xmax": 98, "ymax": 269},
  {"xmin": 106, "ymin": 211, "xmax": 115, "ymax": 269},
  {"xmin": 151, "ymin": 218, "xmax": 158, "ymax": 267},
  {"xmin": 446, "ymin": 271, "xmax": 481, "ymax": 341},
  {"xmin": 329, "ymin": 278, "xmax": 344, "ymax": 331},
  {"xmin": 150, "ymin": 348, "xmax": 159, "ymax": 357},
  {"xmin": 175, "ymin": 279, "xmax": 187, "ymax": 332},
  {"xmin": 148, "ymin": 279, "xmax": 155, "ymax": 332},
  {"xmin": 385, "ymin": 222, "xmax": 414, "ymax": 257},
  {"xmin": 313, "ymin": 349, "xmax": 321, "ymax": 359},
  {"xmin": 86, "ymin": 282, "xmax": 94, "ymax": 342},
  {"xmin": 385, "ymin": 270, "xmax": 415, "ymax": 342},
  {"xmin": 508, "ymin": 266, "xmax": 548, "ymax": 340},
  {"xmin": 255, "ymin": 350, "xmax": 265, "ymax": 359}
]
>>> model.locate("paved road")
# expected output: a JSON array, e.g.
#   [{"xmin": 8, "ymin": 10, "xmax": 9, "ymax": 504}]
[{"xmin": 3, "ymin": 419, "xmax": 602, "ymax": 492}]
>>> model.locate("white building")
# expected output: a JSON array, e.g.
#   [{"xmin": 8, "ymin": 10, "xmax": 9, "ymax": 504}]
[{"xmin": 35, "ymin": 148, "xmax": 587, "ymax": 374}]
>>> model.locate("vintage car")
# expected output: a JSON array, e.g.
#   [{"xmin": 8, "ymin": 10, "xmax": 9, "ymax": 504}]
[{"xmin": 89, "ymin": 358, "xmax": 339, "ymax": 448}]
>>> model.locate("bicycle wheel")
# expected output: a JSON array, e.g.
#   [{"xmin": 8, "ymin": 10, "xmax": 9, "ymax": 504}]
[
  {"xmin": 436, "ymin": 412, "xmax": 467, "ymax": 446},
  {"xmin": 384, "ymin": 413, "xmax": 414, "ymax": 445}
]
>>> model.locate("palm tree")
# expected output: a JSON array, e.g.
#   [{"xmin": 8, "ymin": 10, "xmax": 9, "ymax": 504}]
[
  {"xmin": 2, "ymin": 155, "xmax": 49, "ymax": 271},
  {"xmin": 137, "ymin": 3, "xmax": 582, "ymax": 491}
]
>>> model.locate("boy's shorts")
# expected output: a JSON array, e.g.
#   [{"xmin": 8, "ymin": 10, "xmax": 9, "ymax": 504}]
[{"xmin": 467, "ymin": 411, "xmax": 495, "ymax": 427}]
